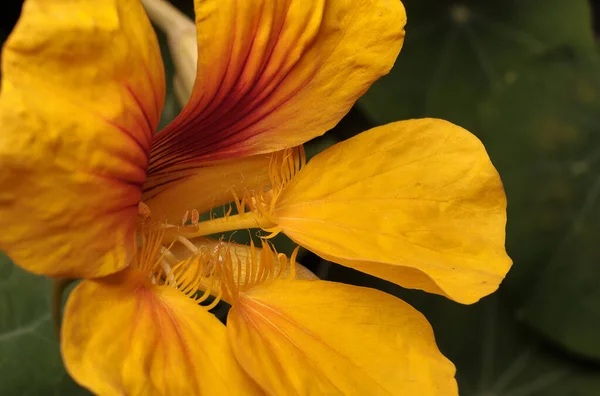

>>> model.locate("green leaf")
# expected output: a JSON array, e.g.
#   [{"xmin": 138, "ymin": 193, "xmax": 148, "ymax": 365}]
[
  {"xmin": 359, "ymin": 0, "xmax": 596, "ymax": 128},
  {"xmin": 478, "ymin": 51, "xmax": 600, "ymax": 292},
  {"xmin": 477, "ymin": 53, "xmax": 600, "ymax": 361},
  {"xmin": 418, "ymin": 293, "xmax": 600, "ymax": 396},
  {"xmin": 0, "ymin": 252, "xmax": 89, "ymax": 395}
]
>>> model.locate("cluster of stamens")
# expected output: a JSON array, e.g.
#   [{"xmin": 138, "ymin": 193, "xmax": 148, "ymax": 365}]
[
  {"xmin": 233, "ymin": 145, "xmax": 305, "ymax": 238},
  {"xmin": 133, "ymin": 146, "xmax": 305, "ymax": 309},
  {"xmin": 134, "ymin": 223, "xmax": 298, "ymax": 309}
]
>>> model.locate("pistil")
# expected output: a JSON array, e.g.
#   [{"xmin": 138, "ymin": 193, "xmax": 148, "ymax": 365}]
[{"xmin": 168, "ymin": 211, "xmax": 277, "ymax": 240}]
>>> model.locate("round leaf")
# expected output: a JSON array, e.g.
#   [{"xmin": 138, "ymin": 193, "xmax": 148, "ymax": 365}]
[
  {"xmin": 0, "ymin": 252, "xmax": 89, "ymax": 395},
  {"xmin": 359, "ymin": 0, "xmax": 595, "ymax": 127}
]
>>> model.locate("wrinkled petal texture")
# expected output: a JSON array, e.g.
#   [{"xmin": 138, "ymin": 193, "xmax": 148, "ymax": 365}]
[
  {"xmin": 274, "ymin": 119, "xmax": 512, "ymax": 304},
  {"xmin": 146, "ymin": 0, "xmax": 406, "ymax": 188},
  {"xmin": 228, "ymin": 280, "xmax": 457, "ymax": 395},
  {"xmin": 143, "ymin": 153, "xmax": 272, "ymax": 223},
  {"xmin": 0, "ymin": 0, "xmax": 165, "ymax": 277},
  {"xmin": 62, "ymin": 269, "xmax": 262, "ymax": 395}
]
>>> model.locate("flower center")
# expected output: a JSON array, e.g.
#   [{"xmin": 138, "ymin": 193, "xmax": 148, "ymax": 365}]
[{"xmin": 131, "ymin": 145, "xmax": 304, "ymax": 306}]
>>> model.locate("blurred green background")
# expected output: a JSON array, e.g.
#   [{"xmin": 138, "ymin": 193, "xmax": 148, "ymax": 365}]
[{"xmin": 2, "ymin": 0, "xmax": 600, "ymax": 394}]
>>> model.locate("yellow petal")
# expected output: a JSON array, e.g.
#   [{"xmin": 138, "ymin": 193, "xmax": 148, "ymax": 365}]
[
  {"xmin": 143, "ymin": 153, "xmax": 271, "ymax": 224},
  {"xmin": 62, "ymin": 269, "xmax": 262, "ymax": 395},
  {"xmin": 227, "ymin": 280, "xmax": 457, "ymax": 395},
  {"xmin": 147, "ymin": 0, "xmax": 406, "ymax": 179},
  {"xmin": 273, "ymin": 119, "xmax": 512, "ymax": 304},
  {"xmin": 0, "ymin": 0, "xmax": 165, "ymax": 277}
]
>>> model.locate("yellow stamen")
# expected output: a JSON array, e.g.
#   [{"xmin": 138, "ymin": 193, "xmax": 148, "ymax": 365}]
[
  {"xmin": 130, "ymin": 146, "xmax": 305, "ymax": 310},
  {"xmin": 269, "ymin": 146, "xmax": 305, "ymax": 205},
  {"xmin": 133, "ymin": 224, "xmax": 300, "ymax": 310},
  {"xmin": 130, "ymin": 226, "xmax": 222, "ymax": 309},
  {"xmin": 164, "ymin": 146, "xmax": 305, "ymax": 241},
  {"xmin": 218, "ymin": 239, "xmax": 299, "ymax": 305}
]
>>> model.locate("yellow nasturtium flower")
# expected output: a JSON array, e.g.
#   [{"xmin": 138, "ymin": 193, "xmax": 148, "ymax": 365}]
[{"xmin": 0, "ymin": 0, "xmax": 512, "ymax": 395}]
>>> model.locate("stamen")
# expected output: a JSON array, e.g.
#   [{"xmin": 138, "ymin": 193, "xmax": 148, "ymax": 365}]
[
  {"xmin": 160, "ymin": 258, "xmax": 175, "ymax": 285},
  {"xmin": 217, "ymin": 239, "xmax": 299, "ymax": 304},
  {"xmin": 269, "ymin": 146, "xmax": 305, "ymax": 203},
  {"xmin": 288, "ymin": 247, "xmax": 299, "ymax": 280},
  {"xmin": 133, "ymin": 224, "xmax": 166, "ymax": 274},
  {"xmin": 133, "ymin": 213, "xmax": 299, "ymax": 312},
  {"xmin": 231, "ymin": 190, "xmax": 245, "ymax": 214},
  {"xmin": 176, "ymin": 236, "xmax": 199, "ymax": 255},
  {"xmin": 181, "ymin": 210, "xmax": 189, "ymax": 226},
  {"xmin": 191, "ymin": 209, "xmax": 200, "ymax": 225},
  {"xmin": 196, "ymin": 276, "xmax": 215, "ymax": 304},
  {"xmin": 249, "ymin": 145, "xmax": 305, "ymax": 225},
  {"xmin": 132, "ymin": 226, "xmax": 224, "ymax": 309},
  {"xmin": 203, "ymin": 288, "xmax": 223, "ymax": 311},
  {"xmin": 163, "ymin": 146, "xmax": 305, "ymax": 241}
]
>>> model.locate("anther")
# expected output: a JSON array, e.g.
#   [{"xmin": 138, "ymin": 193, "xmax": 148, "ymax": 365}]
[
  {"xmin": 181, "ymin": 210, "xmax": 189, "ymax": 225},
  {"xmin": 191, "ymin": 209, "xmax": 200, "ymax": 225}
]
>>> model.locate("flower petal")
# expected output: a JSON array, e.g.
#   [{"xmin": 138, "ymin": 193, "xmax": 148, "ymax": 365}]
[
  {"xmin": 273, "ymin": 119, "xmax": 512, "ymax": 304},
  {"xmin": 147, "ymin": 0, "xmax": 406, "ymax": 182},
  {"xmin": 0, "ymin": 0, "xmax": 164, "ymax": 277},
  {"xmin": 227, "ymin": 280, "xmax": 457, "ymax": 395},
  {"xmin": 62, "ymin": 269, "xmax": 262, "ymax": 395},
  {"xmin": 143, "ymin": 153, "xmax": 271, "ymax": 223}
]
